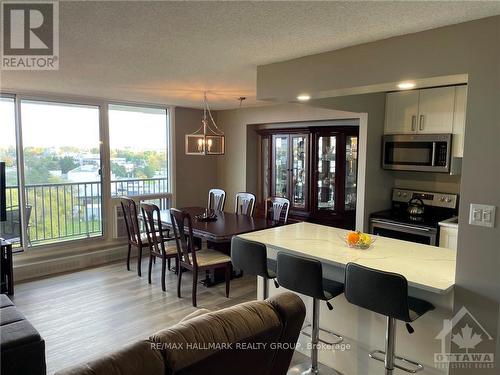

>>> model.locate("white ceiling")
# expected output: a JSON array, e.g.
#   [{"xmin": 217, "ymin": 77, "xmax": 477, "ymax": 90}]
[{"xmin": 2, "ymin": 1, "xmax": 499, "ymax": 109}]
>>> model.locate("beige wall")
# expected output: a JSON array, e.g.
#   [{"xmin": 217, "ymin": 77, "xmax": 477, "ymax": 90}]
[
  {"xmin": 258, "ymin": 16, "xmax": 500, "ymax": 373},
  {"xmin": 392, "ymin": 172, "xmax": 461, "ymax": 195},
  {"xmin": 215, "ymin": 98, "xmax": 392, "ymax": 231},
  {"xmin": 216, "ymin": 103, "xmax": 355, "ymax": 212},
  {"xmin": 173, "ymin": 107, "xmax": 219, "ymax": 208}
]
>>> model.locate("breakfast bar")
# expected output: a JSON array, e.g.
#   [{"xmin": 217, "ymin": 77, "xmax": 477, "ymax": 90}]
[{"xmin": 238, "ymin": 222, "xmax": 457, "ymax": 375}]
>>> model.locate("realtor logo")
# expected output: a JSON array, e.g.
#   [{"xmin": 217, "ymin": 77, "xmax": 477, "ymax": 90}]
[
  {"xmin": 435, "ymin": 306, "xmax": 494, "ymax": 370},
  {"xmin": 1, "ymin": 1, "xmax": 59, "ymax": 70}
]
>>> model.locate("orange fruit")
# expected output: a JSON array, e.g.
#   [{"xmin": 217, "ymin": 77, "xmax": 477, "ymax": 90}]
[{"xmin": 347, "ymin": 231, "xmax": 360, "ymax": 246}]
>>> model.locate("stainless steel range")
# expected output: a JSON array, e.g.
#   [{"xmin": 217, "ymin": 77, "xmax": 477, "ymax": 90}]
[{"xmin": 369, "ymin": 188, "xmax": 458, "ymax": 246}]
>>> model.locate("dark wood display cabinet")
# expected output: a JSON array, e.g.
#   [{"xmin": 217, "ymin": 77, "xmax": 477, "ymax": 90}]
[{"xmin": 259, "ymin": 126, "xmax": 359, "ymax": 229}]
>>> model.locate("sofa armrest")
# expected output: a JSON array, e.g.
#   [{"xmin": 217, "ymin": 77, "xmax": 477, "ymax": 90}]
[{"xmin": 266, "ymin": 292, "xmax": 306, "ymax": 375}]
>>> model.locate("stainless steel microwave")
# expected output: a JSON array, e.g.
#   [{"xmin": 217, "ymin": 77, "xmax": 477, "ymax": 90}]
[{"xmin": 382, "ymin": 134, "xmax": 459, "ymax": 173}]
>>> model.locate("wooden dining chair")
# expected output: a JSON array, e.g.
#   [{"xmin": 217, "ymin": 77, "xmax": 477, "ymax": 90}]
[
  {"xmin": 141, "ymin": 203, "xmax": 178, "ymax": 292},
  {"xmin": 6, "ymin": 205, "xmax": 32, "ymax": 246},
  {"xmin": 120, "ymin": 196, "xmax": 148, "ymax": 276},
  {"xmin": 234, "ymin": 192, "xmax": 256, "ymax": 217},
  {"xmin": 170, "ymin": 208, "xmax": 231, "ymax": 307},
  {"xmin": 266, "ymin": 197, "xmax": 291, "ymax": 224},
  {"xmin": 208, "ymin": 188, "xmax": 226, "ymax": 211}
]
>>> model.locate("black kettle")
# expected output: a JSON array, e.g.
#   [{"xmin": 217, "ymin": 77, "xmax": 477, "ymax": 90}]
[{"xmin": 407, "ymin": 198, "xmax": 425, "ymax": 217}]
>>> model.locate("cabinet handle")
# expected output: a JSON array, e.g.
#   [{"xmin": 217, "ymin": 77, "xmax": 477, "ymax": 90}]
[
  {"xmin": 411, "ymin": 115, "xmax": 417, "ymax": 131},
  {"xmin": 419, "ymin": 115, "xmax": 425, "ymax": 131}
]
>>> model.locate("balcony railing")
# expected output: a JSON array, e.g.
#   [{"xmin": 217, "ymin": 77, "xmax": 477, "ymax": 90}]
[
  {"xmin": 111, "ymin": 177, "xmax": 168, "ymax": 198},
  {"xmin": 2, "ymin": 178, "xmax": 169, "ymax": 246}
]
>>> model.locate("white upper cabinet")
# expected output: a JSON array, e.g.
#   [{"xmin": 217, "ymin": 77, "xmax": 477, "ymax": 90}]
[
  {"xmin": 452, "ymin": 85, "xmax": 467, "ymax": 157},
  {"xmin": 417, "ymin": 86, "xmax": 456, "ymax": 134},
  {"xmin": 384, "ymin": 85, "xmax": 467, "ymax": 155},
  {"xmin": 384, "ymin": 91, "xmax": 419, "ymax": 134}
]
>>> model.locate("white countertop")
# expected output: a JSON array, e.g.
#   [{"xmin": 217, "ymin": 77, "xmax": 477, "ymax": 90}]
[
  {"xmin": 439, "ymin": 216, "xmax": 459, "ymax": 229},
  {"xmin": 239, "ymin": 222, "xmax": 456, "ymax": 294}
]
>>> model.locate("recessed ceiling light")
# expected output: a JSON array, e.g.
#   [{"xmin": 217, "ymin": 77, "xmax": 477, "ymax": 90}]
[
  {"xmin": 397, "ymin": 82, "xmax": 416, "ymax": 90},
  {"xmin": 297, "ymin": 94, "xmax": 311, "ymax": 101}
]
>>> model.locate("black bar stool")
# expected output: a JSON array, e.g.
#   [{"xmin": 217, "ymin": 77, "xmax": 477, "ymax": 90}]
[
  {"xmin": 277, "ymin": 252, "xmax": 344, "ymax": 375},
  {"xmin": 344, "ymin": 263, "xmax": 435, "ymax": 375},
  {"xmin": 230, "ymin": 236, "xmax": 279, "ymax": 299}
]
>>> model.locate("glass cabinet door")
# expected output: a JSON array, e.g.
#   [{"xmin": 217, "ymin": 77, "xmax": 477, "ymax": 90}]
[
  {"xmin": 261, "ymin": 137, "xmax": 270, "ymax": 201},
  {"xmin": 291, "ymin": 135, "xmax": 307, "ymax": 209},
  {"xmin": 345, "ymin": 135, "xmax": 358, "ymax": 211},
  {"xmin": 272, "ymin": 135, "xmax": 289, "ymax": 198},
  {"xmin": 317, "ymin": 135, "xmax": 336, "ymax": 211}
]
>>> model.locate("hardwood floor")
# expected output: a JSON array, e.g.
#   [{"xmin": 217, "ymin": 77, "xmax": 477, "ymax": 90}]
[{"xmin": 11, "ymin": 258, "xmax": 258, "ymax": 374}]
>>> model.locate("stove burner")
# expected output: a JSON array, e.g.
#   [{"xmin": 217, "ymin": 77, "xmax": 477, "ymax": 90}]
[{"xmin": 408, "ymin": 215, "xmax": 424, "ymax": 222}]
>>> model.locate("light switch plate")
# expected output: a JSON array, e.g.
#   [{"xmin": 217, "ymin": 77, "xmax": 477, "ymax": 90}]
[{"xmin": 469, "ymin": 204, "xmax": 496, "ymax": 227}]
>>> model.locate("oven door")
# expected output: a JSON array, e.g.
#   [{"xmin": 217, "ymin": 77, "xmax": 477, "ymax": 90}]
[
  {"xmin": 382, "ymin": 134, "xmax": 451, "ymax": 173},
  {"xmin": 370, "ymin": 219, "xmax": 437, "ymax": 246}
]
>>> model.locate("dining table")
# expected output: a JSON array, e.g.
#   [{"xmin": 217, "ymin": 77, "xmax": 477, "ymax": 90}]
[
  {"xmin": 157, "ymin": 206, "xmax": 276, "ymax": 285},
  {"xmin": 158, "ymin": 207, "xmax": 274, "ymax": 244}
]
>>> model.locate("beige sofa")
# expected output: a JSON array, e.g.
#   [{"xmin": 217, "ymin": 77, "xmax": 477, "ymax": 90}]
[{"xmin": 55, "ymin": 292, "xmax": 306, "ymax": 375}]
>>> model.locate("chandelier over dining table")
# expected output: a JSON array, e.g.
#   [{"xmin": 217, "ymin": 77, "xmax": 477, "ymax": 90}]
[{"xmin": 185, "ymin": 92, "xmax": 225, "ymax": 155}]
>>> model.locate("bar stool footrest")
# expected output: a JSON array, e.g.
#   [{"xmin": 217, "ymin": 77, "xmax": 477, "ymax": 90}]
[
  {"xmin": 301, "ymin": 324, "xmax": 344, "ymax": 345},
  {"xmin": 287, "ymin": 361, "xmax": 342, "ymax": 375},
  {"xmin": 369, "ymin": 350, "xmax": 424, "ymax": 373}
]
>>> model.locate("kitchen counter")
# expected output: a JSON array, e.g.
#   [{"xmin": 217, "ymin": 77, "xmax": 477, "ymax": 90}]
[
  {"xmin": 238, "ymin": 222, "xmax": 456, "ymax": 294},
  {"xmin": 438, "ymin": 216, "xmax": 459, "ymax": 228},
  {"xmin": 239, "ymin": 222, "xmax": 456, "ymax": 375},
  {"xmin": 438, "ymin": 217, "xmax": 459, "ymax": 250}
]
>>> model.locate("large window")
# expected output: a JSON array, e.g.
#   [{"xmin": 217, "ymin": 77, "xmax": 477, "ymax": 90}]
[
  {"xmin": 108, "ymin": 104, "xmax": 169, "ymax": 197},
  {"xmin": 0, "ymin": 95, "xmax": 171, "ymax": 251}
]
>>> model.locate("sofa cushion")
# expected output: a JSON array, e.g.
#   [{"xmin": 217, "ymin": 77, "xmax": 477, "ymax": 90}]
[
  {"xmin": 54, "ymin": 340, "xmax": 164, "ymax": 375},
  {"xmin": 0, "ymin": 319, "xmax": 42, "ymax": 350},
  {"xmin": 0, "ymin": 295, "xmax": 47, "ymax": 375},
  {"xmin": 1, "ymin": 294, "xmax": 14, "ymax": 308},
  {"xmin": 173, "ymin": 329, "xmax": 280, "ymax": 375},
  {"xmin": 1, "ymin": 337, "xmax": 46, "ymax": 375},
  {"xmin": 150, "ymin": 299, "xmax": 282, "ymax": 373},
  {"xmin": 0, "ymin": 306, "xmax": 26, "ymax": 326}
]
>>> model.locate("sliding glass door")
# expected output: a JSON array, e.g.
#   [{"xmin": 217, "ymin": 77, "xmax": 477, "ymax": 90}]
[
  {"xmin": 20, "ymin": 100, "xmax": 103, "ymax": 246},
  {"xmin": 0, "ymin": 97, "xmax": 103, "ymax": 249}
]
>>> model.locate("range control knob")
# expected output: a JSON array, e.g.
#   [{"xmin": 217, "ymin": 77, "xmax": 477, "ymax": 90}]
[
  {"xmin": 397, "ymin": 192, "xmax": 402, "ymax": 197},
  {"xmin": 445, "ymin": 197, "xmax": 452, "ymax": 203},
  {"xmin": 403, "ymin": 192, "xmax": 408, "ymax": 198},
  {"xmin": 440, "ymin": 197, "xmax": 446, "ymax": 202}
]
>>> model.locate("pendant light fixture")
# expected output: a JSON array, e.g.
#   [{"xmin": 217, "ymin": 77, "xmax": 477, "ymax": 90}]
[{"xmin": 185, "ymin": 92, "xmax": 225, "ymax": 155}]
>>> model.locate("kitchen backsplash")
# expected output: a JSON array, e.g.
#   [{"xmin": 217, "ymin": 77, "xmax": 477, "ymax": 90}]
[{"xmin": 391, "ymin": 171, "xmax": 461, "ymax": 194}]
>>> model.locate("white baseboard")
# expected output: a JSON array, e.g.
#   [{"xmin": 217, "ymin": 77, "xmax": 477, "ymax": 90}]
[{"xmin": 13, "ymin": 245, "xmax": 140, "ymax": 282}]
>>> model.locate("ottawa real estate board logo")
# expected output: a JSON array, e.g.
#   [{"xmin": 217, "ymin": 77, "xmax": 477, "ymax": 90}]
[
  {"xmin": 435, "ymin": 307, "xmax": 494, "ymax": 370},
  {"xmin": 1, "ymin": 1, "xmax": 59, "ymax": 70}
]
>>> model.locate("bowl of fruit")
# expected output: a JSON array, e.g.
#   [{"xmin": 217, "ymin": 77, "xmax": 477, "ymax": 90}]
[{"xmin": 341, "ymin": 231, "xmax": 376, "ymax": 249}]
